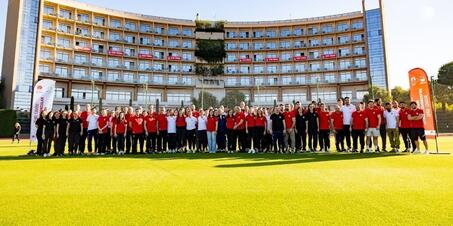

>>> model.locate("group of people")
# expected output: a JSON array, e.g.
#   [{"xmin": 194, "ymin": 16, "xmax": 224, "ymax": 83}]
[{"xmin": 33, "ymin": 97, "xmax": 429, "ymax": 157}]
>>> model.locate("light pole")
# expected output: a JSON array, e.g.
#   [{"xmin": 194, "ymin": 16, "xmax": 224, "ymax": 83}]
[
  {"xmin": 201, "ymin": 75, "xmax": 204, "ymax": 110},
  {"xmin": 90, "ymin": 76, "xmax": 95, "ymax": 106},
  {"xmin": 143, "ymin": 83, "xmax": 148, "ymax": 108},
  {"xmin": 316, "ymin": 77, "xmax": 321, "ymax": 103}
]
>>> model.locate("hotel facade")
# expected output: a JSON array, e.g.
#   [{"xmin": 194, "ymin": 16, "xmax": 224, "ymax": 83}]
[{"xmin": 1, "ymin": 0, "xmax": 389, "ymax": 110}]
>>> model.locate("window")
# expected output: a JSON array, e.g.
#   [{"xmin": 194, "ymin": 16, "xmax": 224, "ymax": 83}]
[
  {"xmin": 91, "ymin": 56, "xmax": 104, "ymax": 66},
  {"xmin": 137, "ymin": 93, "xmax": 161, "ymax": 102},
  {"xmin": 283, "ymin": 93, "xmax": 306, "ymax": 102},
  {"xmin": 182, "ymin": 28, "xmax": 192, "ymax": 36},
  {"xmin": 254, "ymin": 94, "xmax": 277, "ymax": 103},
  {"xmin": 169, "ymin": 40, "xmax": 179, "ymax": 48},
  {"xmin": 74, "ymin": 54, "xmax": 87, "ymax": 64},
  {"xmin": 280, "ymin": 29, "xmax": 291, "ymax": 37},
  {"xmin": 55, "ymin": 87, "xmax": 65, "ymax": 98},
  {"xmin": 56, "ymin": 51, "xmax": 69, "ymax": 62},
  {"xmin": 255, "ymin": 77, "xmax": 264, "ymax": 85},
  {"xmin": 267, "ymin": 65, "xmax": 277, "ymax": 73},
  {"xmin": 295, "ymin": 76, "xmax": 306, "ymax": 84},
  {"xmin": 352, "ymin": 21, "xmax": 363, "ymax": 30},
  {"xmin": 55, "ymin": 66, "xmax": 68, "ymax": 77},
  {"xmin": 94, "ymin": 17, "xmax": 105, "ymax": 26},
  {"xmin": 353, "ymin": 34, "xmax": 364, "ymax": 42},
  {"xmin": 72, "ymin": 88, "xmax": 98, "ymax": 100},
  {"xmin": 239, "ymin": 43, "xmax": 249, "ymax": 50},
  {"xmin": 39, "ymin": 64, "xmax": 50, "ymax": 73},
  {"xmin": 340, "ymin": 72, "xmax": 353, "ymax": 82},
  {"xmin": 282, "ymin": 76, "xmax": 292, "ymax": 85},
  {"xmin": 110, "ymin": 19, "xmax": 121, "ymax": 28},
  {"xmin": 312, "ymin": 91, "xmax": 337, "ymax": 101},
  {"xmin": 107, "ymin": 71, "xmax": 120, "ymax": 82},
  {"xmin": 43, "ymin": 20, "xmax": 53, "ymax": 29},
  {"xmin": 140, "ymin": 24, "xmax": 152, "ymax": 33},
  {"xmin": 266, "ymin": 30, "xmax": 276, "ymax": 38},
  {"xmin": 57, "ymin": 38, "xmax": 70, "ymax": 48},
  {"xmin": 355, "ymin": 58, "xmax": 367, "ymax": 68},
  {"xmin": 254, "ymin": 66, "xmax": 264, "ymax": 73},
  {"xmin": 106, "ymin": 91, "xmax": 131, "ymax": 101},
  {"xmin": 339, "ymin": 48, "xmax": 351, "ymax": 57},
  {"xmin": 182, "ymin": 76, "xmax": 192, "ymax": 85},
  {"xmin": 183, "ymin": 40, "xmax": 192, "ymax": 48},
  {"xmin": 59, "ymin": 9, "xmax": 72, "ymax": 19},
  {"xmin": 43, "ymin": 6, "xmax": 54, "ymax": 15},
  {"xmin": 356, "ymin": 91, "xmax": 368, "ymax": 100},
  {"xmin": 227, "ymin": 31, "xmax": 236, "ymax": 38},
  {"xmin": 337, "ymin": 23, "xmax": 349, "ymax": 32},
  {"xmin": 123, "ymin": 73, "xmax": 135, "ymax": 82},
  {"xmin": 266, "ymin": 42, "xmax": 276, "ymax": 49},
  {"xmin": 295, "ymin": 64, "xmax": 305, "ymax": 72},
  {"xmin": 325, "ymin": 74, "xmax": 336, "ymax": 83},
  {"xmin": 138, "ymin": 74, "xmax": 149, "ymax": 83},
  {"xmin": 322, "ymin": 25, "xmax": 333, "ymax": 33},
  {"xmin": 240, "ymin": 77, "xmax": 250, "ymax": 85},
  {"xmin": 254, "ymin": 42, "xmax": 264, "ymax": 50},
  {"xmin": 339, "ymin": 60, "xmax": 352, "ymax": 69},
  {"xmin": 125, "ymin": 21, "xmax": 136, "ymax": 31},
  {"xmin": 153, "ymin": 75, "xmax": 163, "ymax": 84},
  {"xmin": 341, "ymin": 91, "xmax": 353, "ymax": 99},
  {"xmin": 356, "ymin": 71, "xmax": 367, "ymax": 80},
  {"xmin": 225, "ymin": 78, "xmax": 236, "ymax": 86},
  {"xmin": 282, "ymin": 64, "xmax": 292, "ymax": 73},
  {"xmin": 167, "ymin": 94, "xmax": 191, "ymax": 103}
]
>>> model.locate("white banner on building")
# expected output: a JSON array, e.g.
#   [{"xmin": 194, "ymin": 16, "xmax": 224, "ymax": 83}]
[{"xmin": 30, "ymin": 79, "xmax": 56, "ymax": 142}]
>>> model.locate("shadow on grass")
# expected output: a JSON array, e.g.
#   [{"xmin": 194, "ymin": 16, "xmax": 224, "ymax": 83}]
[{"xmin": 0, "ymin": 151, "xmax": 402, "ymax": 168}]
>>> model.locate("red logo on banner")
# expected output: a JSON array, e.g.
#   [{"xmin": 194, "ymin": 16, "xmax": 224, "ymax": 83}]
[
  {"xmin": 167, "ymin": 56, "xmax": 181, "ymax": 61},
  {"xmin": 293, "ymin": 56, "xmax": 308, "ymax": 61},
  {"xmin": 108, "ymin": 50, "xmax": 124, "ymax": 56},
  {"xmin": 321, "ymin": 54, "xmax": 337, "ymax": 59},
  {"xmin": 265, "ymin": 57, "xmax": 279, "ymax": 62},
  {"xmin": 239, "ymin": 58, "xmax": 252, "ymax": 63},
  {"xmin": 138, "ymin": 54, "xmax": 153, "ymax": 59},
  {"xmin": 408, "ymin": 68, "xmax": 436, "ymax": 138}
]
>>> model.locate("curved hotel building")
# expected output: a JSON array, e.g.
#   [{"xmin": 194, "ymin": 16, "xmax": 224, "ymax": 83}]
[{"xmin": 2, "ymin": 0, "xmax": 388, "ymax": 110}]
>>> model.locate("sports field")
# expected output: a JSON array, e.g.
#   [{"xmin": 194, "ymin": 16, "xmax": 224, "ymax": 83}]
[{"xmin": 0, "ymin": 138, "xmax": 452, "ymax": 225}]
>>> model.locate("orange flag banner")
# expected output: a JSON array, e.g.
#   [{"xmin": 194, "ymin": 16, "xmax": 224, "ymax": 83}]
[{"xmin": 408, "ymin": 68, "xmax": 436, "ymax": 138}]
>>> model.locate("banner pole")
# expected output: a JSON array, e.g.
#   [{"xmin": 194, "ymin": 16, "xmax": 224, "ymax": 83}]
[{"xmin": 430, "ymin": 76, "xmax": 448, "ymax": 155}]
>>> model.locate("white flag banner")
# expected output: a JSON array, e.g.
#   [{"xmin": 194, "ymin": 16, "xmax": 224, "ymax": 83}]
[{"xmin": 30, "ymin": 79, "xmax": 56, "ymax": 142}]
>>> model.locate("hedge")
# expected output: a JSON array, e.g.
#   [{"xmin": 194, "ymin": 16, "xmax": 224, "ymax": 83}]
[{"xmin": 0, "ymin": 110, "xmax": 17, "ymax": 138}]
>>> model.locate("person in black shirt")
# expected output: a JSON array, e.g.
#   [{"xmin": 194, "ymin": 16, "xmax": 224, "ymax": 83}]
[
  {"xmin": 67, "ymin": 112, "xmax": 83, "ymax": 155},
  {"xmin": 269, "ymin": 107, "xmax": 286, "ymax": 153},
  {"xmin": 305, "ymin": 104, "xmax": 319, "ymax": 152},
  {"xmin": 44, "ymin": 111, "xmax": 55, "ymax": 157},
  {"xmin": 35, "ymin": 111, "xmax": 47, "ymax": 156},
  {"xmin": 295, "ymin": 107, "xmax": 307, "ymax": 152},
  {"xmin": 12, "ymin": 122, "xmax": 21, "ymax": 144},
  {"xmin": 55, "ymin": 111, "xmax": 68, "ymax": 156}
]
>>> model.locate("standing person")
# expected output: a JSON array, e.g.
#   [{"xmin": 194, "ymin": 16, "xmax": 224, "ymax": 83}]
[
  {"xmin": 383, "ymin": 102, "xmax": 400, "ymax": 152},
  {"xmin": 305, "ymin": 104, "xmax": 319, "ymax": 152},
  {"xmin": 79, "ymin": 104, "xmax": 91, "ymax": 154},
  {"xmin": 263, "ymin": 108, "xmax": 273, "ymax": 153},
  {"xmin": 86, "ymin": 108, "xmax": 99, "ymax": 155},
  {"xmin": 166, "ymin": 109, "xmax": 177, "ymax": 153},
  {"xmin": 375, "ymin": 98, "xmax": 387, "ymax": 152},
  {"xmin": 225, "ymin": 110, "xmax": 236, "ymax": 153},
  {"xmin": 351, "ymin": 103, "xmax": 366, "ymax": 153},
  {"xmin": 144, "ymin": 111, "xmax": 158, "ymax": 154},
  {"xmin": 97, "ymin": 109, "xmax": 109, "ymax": 155},
  {"xmin": 176, "ymin": 110, "xmax": 186, "ymax": 152},
  {"xmin": 197, "ymin": 109, "xmax": 208, "ymax": 153},
  {"xmin": 245, "ymin": 109, "xmax": 256, "ymax": 153},
  {"xmin": 318, "ymin": 103, "xmax": 331, "ymax": 152},
  {"xmin": 35, "ymin": 111, "xmax": 47, "ymax": 156},
  {"xmin": 109, "ymin": 111, "xmax": 117, "ymax": 154},
  {"xmin": 295, "ymin": 107, "xmax": 307, "ymax": 152},
  {"xmin": 207, "ymin": 109, "xmax": 218, "ymax": 153},
  {"xmin": 55, "ymin": 111, "xmax": 68, "ymax": 156},
  {"xmin": 341, "ymin": 97, "xmax": 355, "ymax": 151},
  {"xmin": 407, "ymin": 102, "xmax": 429, "ymax": 154},
  {"xmin": 233, "ymin": 106, "xmax": 246, "ymax": 152},
  {"xmin": 217, "ymin": 108, "xmax": 227, "ymax": 152},
  {"xmin": 157, "ymin": 107, "xmax": 168, "ymax": 153},
  {"xmin": 365, "ymin": 100, "xmax": 381, "ymax": 153},
  {"xmin": 185, "ymin": 110, "xmax": 197, "ymax": 153},
  {"xmin": 269, "ymin": 107, "xmax": 286, "ymax": 153},
  {"xmin": 254, "ymin": 109, "xmax": 266, "ymax": 153},
  {"xmin": 125, "ymin": 107, "xmax": 135, "ymax": 154},
  {"xmin": 12, "ymin": 122, "xmax": 21, "ymax": 144},
  {"xmin": 114, "ymin": 112, "xmax": 128, "ymax": 155},
  {"xmin": 67, "ymin": 112, "xmax": 83, "ymax": 155},
  {"xmin": 44, "ymin": 111, "xmax": 55, "ymax": 157},
  {"xmin": 398, "ymin": 102, "xmax": 412, "ymax": 152},
  {"xmin": 331, "ymin": 105, "xmax": 345, "ymax": 152},
  {"xmin": 105, "ymin": 110, "xmax": 113, "ymax": 152},
  {"xmin": 131, "ymin": 108, "xmax": 145, "ymax": 154},
  {"xmin": 283, "ymin": 105, "xmax": 296, "ymax": 153}
]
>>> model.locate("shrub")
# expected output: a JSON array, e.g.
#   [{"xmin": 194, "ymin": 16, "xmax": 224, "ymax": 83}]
[{"xmin": 0, "ymin": 110, "xmax": 17, "ymax": 138}]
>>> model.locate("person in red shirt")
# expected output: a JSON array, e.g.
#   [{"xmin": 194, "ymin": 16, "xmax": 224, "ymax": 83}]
[
  {"xmin": 408, "ymin": 101, "xmax": 428, "ymax": 154},
  {"xmin": 226, "ymin": 110, "xmax": 236, "ymax": 153},
  {"xmin": 176, "ymin": 110, "xmax": 187, "ymax": 152},
  {"xmin": 125, "ymin": 107, "xmax": 135, "ymax": 154},
  {"xmin": 78, "ymin": 104, "xmax": 91, "ymax": 153},
  {"xmin": 284, "ymin": 105, "xmax": 296, "ymax": 153},
  {"xmin": 144, "ymin": 110, "xmax": 158, "ymax": 153},
  {"xmin": 318, "ymin": 103, "xmax": 331, "ymax": 152},
  {"xmin": 156, "ymin": 107, "xmax": 168, "ymax": 153},
  {"xmin": 398, "ymin": 102, "xmax": 412, "ymax": 152},
  {"xmin": 351, "ymin": 103, "xmax": 366, "ymax": 153},
  {"xmin": 331, "ymin": 105, "xmax": 345, "ymax": 152},
  {"xmin": 131, "ymin": 108, "xmax": 145, "ymax": 154},
  {"xmin": 97, "ymin": 109, "xmax": 109, "ymax": 154},
  {"xmin": 114, "ymin": 112, "xmax": 128, "ymax": 155},
  {"xmin": 374, "ymin": 98, "xmax": 387, "ymax": 151},
  {"xmin": 365, "ymin": 100, "xmax": 382, "ymax": 152},
  {"xmin": 245, "ymin": 109, "xmax": 256, "ymax": 153},
  {"xmin": 206, "ymin": 109, "xmax": 219, "ymax": 153},
  {"xmin": 254, "ymin": 109, "xmax": 267, "ymax": 153},
  {"xmin": 234, "ymin": 106, "xmax": 246, "ymax": 152}
]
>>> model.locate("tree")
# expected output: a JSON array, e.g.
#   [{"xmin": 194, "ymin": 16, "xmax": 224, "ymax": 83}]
[
  {"xmin": 0, "ymin": 78, "xmax": 5, "ymax": 109},
  {"xmin": 191, "ymin": 91, "xmax": 218, "ymax": 110},
  {"xmin": 437, "ymin": 61, "xmax": 453, "ymax": 86},
  {"xmin": 433, "ymin": 83, "xmax": 453, "ymax": 111},
  {"xmin": 220, "ymin": 90, "xmax": 246, "ymax": 109},
  {"xmin": 363, "ymin": 86, "xmax": 391, "ymax": 103},
  {"xmin": 391, "ymin": 86, "xmax": 410, "ymax": 103}
]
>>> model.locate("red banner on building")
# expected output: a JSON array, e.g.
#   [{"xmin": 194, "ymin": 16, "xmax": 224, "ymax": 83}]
[
  {"xmin": 321, "ymin": 54, "xmax": 337, "ymax": 59},
  {"xmin": 75, "ymin": 46, "xmax": 92, "ymax": 52},
  {"xmin": 293, "ymin": 56, "xmax": 308, "ymax": 61},
  {"xmin": 138, "ymin": 54, "xmax": 153, "ymax": 59},
  {"xmin": 108, "ymin": 50, "xmax": 124, "ymax": 56},
  {"xmin": 167, "ymin": 55, "xmax": 181, "ymax": 61},
  {"xmin": 239, "ymin": 58, "xmax": 252, "ymax": 63},
  {"xmin": 265, "ymin": 57, "xmax": 279, "ymax": 62},
  {"xmin": 408, "ymin": 68, "xmax": 436, "ymax": 138}
]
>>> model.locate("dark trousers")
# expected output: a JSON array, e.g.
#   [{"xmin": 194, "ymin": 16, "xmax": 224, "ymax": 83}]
[
  {"xmin": 272, "ymin": 130, "xmax": 285, "ymax": 152},
  {"xmin": 168, "ymin": 133, "xmax": 177, "ymax": 150},
  {"xmin": 352, "ymin": 129, "xmax": 365, "ymax": 151},
  {"xmin": 106, "ymin": 128, "xmax": 112, "ymax": 151},
  {"xmin": 296, "ymin": 127, "xmax": 307, "ymax": 151},
  {"xmin": 263, "ymin": 132, "xmax": 273, "ymax": 151},
  {"xmin": 37, "ymin": 135, "xmax": 45, "ymax": 155},
  {"xmin": 307, "ymin": 129, "xmax": 318, "ymax": 151},
  {"xmin": 12, "ymin": 133, "xmax": 20, "ymax": 142},
  {"xmin": 254, "ymin": 127, "xmax": 265, "ymax": 151},
  {"xmin": 126, "ymin": 130, "xmax": 132, "ymax": 153},
  {"xmin": 399, "ymin": 128, "xmax": 412, "ymax": 150},
  {"xmin": 245, "ymin": 127, "xmax": 254, "ymax": 149},
  {"xmin": 176, "ymin": 127, "xmax": 186, "ymax": 149},
  {"xmin": 87, "ymin": 129, "xmax": 98, "ymax": 153},
  {"xmin": 186, "ymin": 129, "xmax": 196, "ymax": 150},
  {"xmin": 79, "ymin": 128, "xmax": 88, "ymax": 153},
  {"xmin": 97, "ymin": 132, "xmax": 107, "ymax": 153},
  {"xmin": 217, "ymin": 130, "xmax": 227, "ymax": 150},
  {"xmin": 157, "ymin": 130, "xmax": 167, "ymax": 152},
  {"xmin": 68, "ymin": 133, "xmax": 80, "ymax": 154},
  {"xmin": 197, "ymin": 130, "xmax": 207, "ymax": 152},
  {"xmin": 132, "ymin": 133, "xmax": 145, "ymax": 153},
  {"xmin": 111, "ymin": 135, "xmax": 117, "ymax": 153},
  {"xmin": 44, "ymin": 134, "xmax": 53, "ymax": 154},
  {"xmin": 146, "ymin": 133, "xmax": 157, "ymax": 152},
  {"xmin": 226, "ymin": 129, "xmax": 236, "ymax": 151},
  {"xmin": 335, "ymin": 129, "xmax": 345, "ymax": 151},
  {"xmin": 380, "ymin": 124, "xmax": 387, "ymax": 150},
  {"xmin": 235, "ymin": 129, "xmax": 247, "ymax": 152},
  {"xmin": 55, "ymin": 134, "xmax": 67, "ymax": 155},
  {"xmin": 343, "ymin": 125, "xmax": 352, "ymax": 149},
  {"xmin": 319, "ymin": 129, "xmax": 330, "ymax": 150},
  {"xmin": 116, "ymin": 134, "xmax": 125, "ymax": 152}
]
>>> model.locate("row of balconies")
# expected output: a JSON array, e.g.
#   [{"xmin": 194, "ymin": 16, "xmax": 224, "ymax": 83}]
[
  {"xmin": 225, "ymin": 26, "xmax": 363, "ymax": 39},
  {"xmin": 224, "ymin": 65, "xmax": 366, "ymax": 75},
  {"xmin": 225, "ymin": 39, "xmax": 364, "ymax": 51},
  {"xmin": 225, "ymin": 52, "xmax": 366, "ymax": 63}
]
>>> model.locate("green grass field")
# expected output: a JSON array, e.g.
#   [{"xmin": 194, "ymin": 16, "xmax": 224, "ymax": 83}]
[{"xmin": 0, "ymin": 138, "xmax": 452, "ymax": 225}]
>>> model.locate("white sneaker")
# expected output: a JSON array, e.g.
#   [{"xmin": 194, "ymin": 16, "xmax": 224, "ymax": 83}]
[
  {"xmin": 412, "ymin": 149, "xmax": 420, "ymax": 154},
  {"xmin": 424, "ymin": 150, "xmax": 429, "ymax": 155}
]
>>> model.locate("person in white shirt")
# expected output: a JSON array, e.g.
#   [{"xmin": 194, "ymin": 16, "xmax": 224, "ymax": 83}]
[
  {"xmin": 185, "ymin": 110, "xmax": 197, "ymax": 153},
  {"xmin": 86, "ymin": 108, "xmax": 99, "ymax": 154},
  {"xmin": 341, "ymin": 97, "xmax": 356, "ymax": 151},
  {"xmin": 166, "ymin": 109, "xmax": 177, "ymax": 153},
  {"xmin": 197, "ymin": 109, "xmax": 208, "ymax": 153},
  {"xmin": 383, "ymin": 102, "xmax": 400, "ymax": 152}
]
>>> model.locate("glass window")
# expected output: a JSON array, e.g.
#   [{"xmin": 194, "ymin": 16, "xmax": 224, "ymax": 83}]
[
  {"xmin": 283, "ymin": 93, "xmax": 306, "ymax": 102},
  {"xmin": 106, "ymin": 91, "xmax": 131, "ymax": 101}
]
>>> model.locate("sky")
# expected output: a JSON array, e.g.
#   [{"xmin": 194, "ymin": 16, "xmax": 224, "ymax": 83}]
[{"xmin": 0, "ymin": 0, "xmax": 452, "ymax": 89}]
